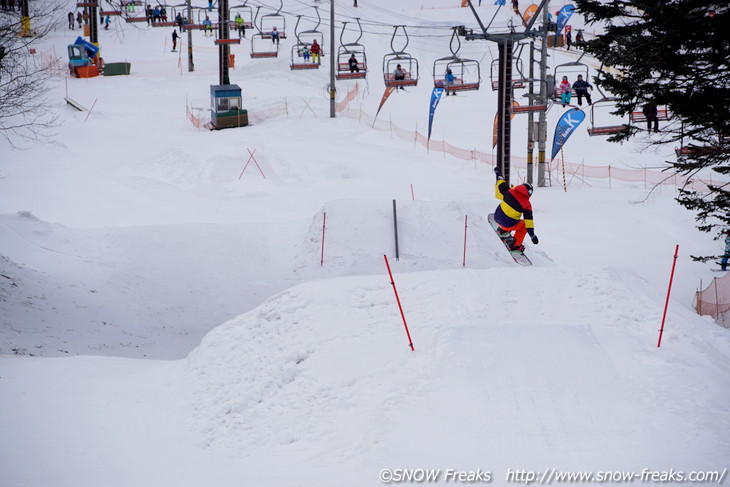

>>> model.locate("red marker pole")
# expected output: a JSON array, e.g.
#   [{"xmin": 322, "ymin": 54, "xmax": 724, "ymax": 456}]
[
  {"xmin": 462, "ymin": 215, "xmax": 468, "ymax": 267},
  {"xmin": 320, "ymin": 211, "xmax": 326, "ymax": 266},
  {"xmin": 384, "ymin": 254, "xmax": 414, "ymax": 351},
  {"xmin": 657, "ymin": 244, "xmax": 679, "ymax": 348}
]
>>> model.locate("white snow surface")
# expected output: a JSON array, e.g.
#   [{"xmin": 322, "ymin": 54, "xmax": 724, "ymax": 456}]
[{"xmin": 1, "ymin": 1, "xmax": 729, "ymax": 486}]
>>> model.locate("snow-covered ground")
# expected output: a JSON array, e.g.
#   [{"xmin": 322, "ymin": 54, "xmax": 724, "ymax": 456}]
[{"xmin": 1, "ymin": 1, "xmax": 728, "ymax": 486}]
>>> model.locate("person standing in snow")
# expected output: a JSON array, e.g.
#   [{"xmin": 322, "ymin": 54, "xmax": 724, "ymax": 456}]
[
  {"xmin": 565, "ymin": 29, "xmax": 573, "ymax": 50},
  {"xmin": 171, "ymin": 29, "xmax": 178, "ymax": 51},
  {"xmin": 492, "ymin": 167, "xmax": 538, "ymax": 252},
  {"xmin": 68, "ymin": 11, "xmax": 75, "ymax": 29}
]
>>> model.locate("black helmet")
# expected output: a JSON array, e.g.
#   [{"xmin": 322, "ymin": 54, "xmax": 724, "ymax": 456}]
[{"xmin": 522, "ymin": 183, "xmax": 533, "ymax": 196}]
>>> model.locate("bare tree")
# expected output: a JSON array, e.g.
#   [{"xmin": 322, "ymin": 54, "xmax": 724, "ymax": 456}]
[{"xmin": 0, "ymin": 1, "xmax": 66, "ymax": 149}]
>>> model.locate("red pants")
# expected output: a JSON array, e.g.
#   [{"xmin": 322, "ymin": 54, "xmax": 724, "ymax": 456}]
[{"xmin": 498, "ymin": 220, "xmax": 527, "ymax": 246}]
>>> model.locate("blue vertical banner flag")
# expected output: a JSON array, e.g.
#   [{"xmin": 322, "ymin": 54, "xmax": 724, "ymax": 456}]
[
  {"xmin": 427, "ymin": 87, "xmax": 445, "ymax": 141},
  {"xmin": 551, "ymin": 108, "xmax": 585, "ymax": 160},
  {"xmin": 555, "ymin": 4, "xmax": 575, "ymax": 43}
]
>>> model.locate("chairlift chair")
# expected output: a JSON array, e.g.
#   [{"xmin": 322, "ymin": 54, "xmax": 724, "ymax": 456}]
[
  {"xmin": 587, "ymin": 98, "xmax": 629, "ymax": 136},
  {"xmin": 188, "ymin": 7, "xmax": 212, "ymax": 30},
  {"xmin": 151, "ymin": 5, "xmax": 176, "ymax": 27},
  {"xmin": 336, "ymin": 19, "xmax": 367, "ymax": 80},
  {"xmin": 552, "ymin": 54, "xmax": 590, "ymax": 99},
  {"xmin": 229, "ymin": 2, "xmax": 253, "ymax": 29},
  {"xmin": 250, "ymin": 7, "xmax": 278, "ymax": 58},
  {"xmin": 432, "ymin": 28, "xmax": 480, "ymax": 92},
  {"xmin": 290, "ymin": 12, "xmax": 322, "ymax": 70},
  {"xmin": 259, "ymin": 0, "xmax": 286, "ymax": 40},
  {"xmin": 383, "ymin": 25, "xmax": 418, "ymax": 88},
  {"xmin": 100, "ymin": 7, "xmax": 123, "ymax": 16},
  {"xmin": 489, "ymin": 43, "xmax": 527, "ymax": 91},
  {"xmin": 123, "ymin": 1, "xmax": 149, "ymax": 22},
  {"xmin": 629, "ymin": 105, "xmax": 671, "ymax": 124}
]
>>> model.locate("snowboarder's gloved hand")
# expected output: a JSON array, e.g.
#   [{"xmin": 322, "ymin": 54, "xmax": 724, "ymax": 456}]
[
  {"xmin": 494, "ymin": 167, "xmax": 503, "ymax": 180},
  {"xmin": 531, "ymin": 235, "xmax": 539, "ymax": 245}
]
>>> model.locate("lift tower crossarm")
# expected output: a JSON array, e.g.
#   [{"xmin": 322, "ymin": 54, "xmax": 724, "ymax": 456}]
[{"xmin": 461, "ymin": 0, "xmax": 550, "ymax": 185}]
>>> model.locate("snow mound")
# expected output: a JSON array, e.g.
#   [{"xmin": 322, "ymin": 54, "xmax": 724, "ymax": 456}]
[{"xmin": 184, "ymin": 265, "xmax": 730, "ymax": 471}]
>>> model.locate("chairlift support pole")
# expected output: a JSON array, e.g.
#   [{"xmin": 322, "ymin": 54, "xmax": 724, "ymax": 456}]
[
  {"xmin": 329, "ymin": 0, "xmax": 336, "ymax": 118},
  {"xmin": 537, "ymin": 2, "xmax": 549, "ymax": 187},
  {"xmin": 187, "ymin": 0, "xmax": 194, "ymax": 71},
  {"xmin": 464, "ymin": 0, "xmax": 550, "ymax": 186},
  {"xmin": 218, "ymin": 0, "xmax": 231, "ymax": 84},
  {"xmin": 526, "ymin": 40, "xmax": 535, "ymax": 186}
]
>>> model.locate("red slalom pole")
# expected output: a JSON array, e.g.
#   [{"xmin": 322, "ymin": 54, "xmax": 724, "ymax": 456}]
[
  {"xmin": 657, "ymin": 244, "xmax": 679, "ymax": 348},
  {"xmin": 320, "ymin": 211, "xmax": 327, "ymax": 266},
  {"xmin": 383, "ymin": 254, "xmax": 414, "ymax": 351},
  {"xmin": 462, "ymin": 215, "xmax": 468, "ymax": 267}
]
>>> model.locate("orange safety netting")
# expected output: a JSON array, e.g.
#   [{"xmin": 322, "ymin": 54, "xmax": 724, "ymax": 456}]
[
  {"xmin": 334, "ymin": 85, "xmax": 712, "ymax": 193},
  {"xmin": 693, "ymin": 272, "xmax": 730, "ymax": 328}
]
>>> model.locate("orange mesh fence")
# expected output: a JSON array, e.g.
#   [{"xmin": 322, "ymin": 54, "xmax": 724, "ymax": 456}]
[
  {"xmin": 335, "ymin": 82, "xmax": 359, "ymax": 113},
  {"xmin": 329, "ymin": 84, "xmax": 713, "ymax": 193},
  {"xmin": 185, "ymin": 104, "xmax": 201, "ymax": 129},
  {"xmin": 248, "ymin": 103, "xmax": 287, "ymax": 125},
  {"xmin": 444, "ymin": 141, "xmax": 476, "ymax": 161},
  {"xmin": 693, "ymin": 273, "xmax": 730, "ymax": 328}
]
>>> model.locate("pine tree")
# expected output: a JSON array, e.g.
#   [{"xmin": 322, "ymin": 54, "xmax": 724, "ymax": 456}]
[{"xmin": 574, "ymin": 0, "xmax": 729, "ymax": 262}]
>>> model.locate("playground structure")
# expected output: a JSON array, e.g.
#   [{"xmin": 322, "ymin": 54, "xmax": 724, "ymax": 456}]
[{"xmin": 67, "ymin": 36, "xmax": 100, "ymax": 77}]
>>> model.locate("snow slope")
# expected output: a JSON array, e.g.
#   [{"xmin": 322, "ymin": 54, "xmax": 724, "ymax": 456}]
[{"xmin": 1, "ymin": 0, "xmax": 728, "ymax": 485}]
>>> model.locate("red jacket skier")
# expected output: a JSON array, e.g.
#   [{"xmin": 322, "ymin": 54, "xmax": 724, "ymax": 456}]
[{"xmin": 493, "ymin": 167, "xmax": 539, "ymax": 252}]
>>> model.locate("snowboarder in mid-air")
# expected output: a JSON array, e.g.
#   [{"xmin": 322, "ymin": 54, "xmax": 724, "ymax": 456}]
[{"xmin": 492, "ymin": 167, "xmax": 539, "ymax": 253}]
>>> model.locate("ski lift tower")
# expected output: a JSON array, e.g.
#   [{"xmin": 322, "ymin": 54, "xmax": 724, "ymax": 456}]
[
  {"xmin": 463, "ymin": 0, "xmax": 550, "ymax": 186},
  {"xmin": 208, "ymin": 0, "xmax": 248, "ymax": 130}
]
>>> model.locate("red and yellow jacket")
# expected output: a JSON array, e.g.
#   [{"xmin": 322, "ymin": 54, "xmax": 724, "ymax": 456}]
[{"xmin": 494, "ymin": 178, "xmax": 535, "ymax": 236}]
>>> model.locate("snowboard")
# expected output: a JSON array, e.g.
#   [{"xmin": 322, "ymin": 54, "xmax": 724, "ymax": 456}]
[{"xmin": 487, "ymin": 213, "xmax": 532, "ymax": 266}]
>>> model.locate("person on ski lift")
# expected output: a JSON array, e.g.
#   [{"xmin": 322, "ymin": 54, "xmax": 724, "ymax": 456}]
[
  {"xmin": 348, "ymin": 53, "xmax": 360, "ymax": 72},
  {"xmin": 310, "ymin": 40, "xmax": 321, "ymax": 63},
  {"xmin": 393, "ymin": 64, "xmax": 406, "ymax": 90},
  {"xmin": 271, "ymin": 26, "xmax": 280, "ymax": 45},
  {"xmin": 559, "ymin": 75, "xmax": 572, "ymax": 106},
  {"xmin": 444, "ymin": 68, "xmax": 456, "ymax": 96},
  {"xmin": 492, "ymin": 167, "xmax": 539, "ymax": 253},
  {"xmin": 572, "ymin": 74, "xmax": 592, "ymax": 106},
  {"xmin": 642, "ymin": 102, "xmax": 660, "ymax": 133},
  {"xmin": 235, "ymin": 13, "xmax": 245, "ymax": 38}
]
